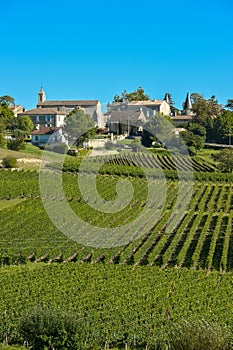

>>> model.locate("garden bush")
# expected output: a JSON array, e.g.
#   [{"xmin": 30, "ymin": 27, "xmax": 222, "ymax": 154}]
[
  {"xmin": 2, "ymin": 157, "xmax": 17, "ymax": 168},
  {"xmin": 168, "ymin": 318, "xmax": 231, "ymax": 350},
  {"xmin": 19, "ymin": 308, "xmax": 79, "ymax": 350}
]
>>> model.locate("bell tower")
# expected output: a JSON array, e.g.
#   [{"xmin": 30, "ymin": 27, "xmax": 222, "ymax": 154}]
[{"xmin": 38, "ymin": 87, "xmax": 46, "ymax": 104}]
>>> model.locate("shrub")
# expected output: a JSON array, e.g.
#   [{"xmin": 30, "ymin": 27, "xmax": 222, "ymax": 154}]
[
  {"xmin": 7, "ymin": 137, "xmax": 25, "ymax": 151},
  {"xmin": 19, "ymin": 308, "xmax": 79, "ymax": 350},
  {"xmin": 2, "ymin": 157, "xmax": 17, "ymax": 168},
  {"xmin": 168, "ymin": 319, "xmax": 231, "ymax": 350},
  {"xmin": 0, "ymin": 134, "xmax": 6, "ymax": 148}
]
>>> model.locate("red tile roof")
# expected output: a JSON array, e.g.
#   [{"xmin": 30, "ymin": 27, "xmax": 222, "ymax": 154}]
[
  {"xmin": 20, "ymin": 108, "xmax": 66, "ymax": 115},
  {"xmin": 31, "ymin": 126, "xmax": 60, "ymax": 135}
]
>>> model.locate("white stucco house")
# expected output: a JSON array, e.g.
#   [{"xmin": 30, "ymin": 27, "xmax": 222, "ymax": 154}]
[{"xmin": 31, "ymin": 126, "xmax": 65, "ymax": 147}]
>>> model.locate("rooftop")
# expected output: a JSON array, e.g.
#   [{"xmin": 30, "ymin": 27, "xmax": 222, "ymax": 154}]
[
  {"xmin": 31, "ymin": 126, "xmax": 61, "ymax": 135},
  {"xmin": 107, "ymin": 110, "xmax": 144, "ymax": 122},
  {"xmin": 20, "ymin": 108, "xmax": 66, "ymax": 115},
  {"xmin": 38, "ymin": 100, "xmax": 99, "ymax": 107}
]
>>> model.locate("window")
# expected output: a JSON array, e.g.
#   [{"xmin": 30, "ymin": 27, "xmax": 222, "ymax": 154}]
[
  {"xmin": 36, "ymin": 116, "xmax": 40, "ymax": 122},
  {"xmin": 46, "ymin": 115, "xmax": 52, "ymax": 122}
]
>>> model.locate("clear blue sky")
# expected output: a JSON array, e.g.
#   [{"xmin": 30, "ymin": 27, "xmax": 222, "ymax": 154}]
[{"xmin": 1, "ymin": 0, "xmax": 233, "ymax": 110}]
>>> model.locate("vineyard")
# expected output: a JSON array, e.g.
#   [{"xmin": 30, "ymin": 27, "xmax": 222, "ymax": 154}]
[
  {"xmin": 0, "ymin": 151, "xmax": 233, "ymax": 349},
  {"xmin": 1, "ymin": 264, "xmax": 233, "ymax": 349},
  {"xmin": 0, "ymin": 166, "xmax": 232, "ymax": 272}
]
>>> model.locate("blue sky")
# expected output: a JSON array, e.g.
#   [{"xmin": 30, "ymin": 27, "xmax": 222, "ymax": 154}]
[{"xmin": 1, "ymin": 0, "xmax": 233, "ymax": 110}]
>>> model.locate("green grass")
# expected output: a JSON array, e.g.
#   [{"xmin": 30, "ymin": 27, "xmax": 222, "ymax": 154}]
[
  {"xmin": 0, "ymin": 146, "xmax": 40, "ymax": 160},
  {"xmin": 19, "ymin": 144, "xmax": 44, "ymax": 157},
  {"xmin": 0, "ymin": 198, "xmax": 26, "ymax": 211}
]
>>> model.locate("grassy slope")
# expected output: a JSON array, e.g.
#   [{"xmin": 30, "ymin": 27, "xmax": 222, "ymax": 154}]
[
  {"xmin": 0, "ymin": 198, "xmax": 26, "ymax": 211},
  {"xmin": 0, "ymin": 144, "xmax": 43, "ymax": 159}
]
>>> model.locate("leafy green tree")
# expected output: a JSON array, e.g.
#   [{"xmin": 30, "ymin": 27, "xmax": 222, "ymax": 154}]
[
  {"xmin": 113, "ymin": 87, "xmax": 150, "ymax": 102},
  {"xmin": 0, "ymin": 95, "xmax": 14, "ymax": 106},
  {"xmin": 190, "ymin": 93, "xmax": 222, "ymax": 142},
  {"xmin": 187, "ymin": 123, "xmax": 206, "ymax": 138},
  {"xmin": 191, "ymin": 93, "xmax": 222, "ymax": 125},
  {"xmin": 64, "ymin": 108, "xmax": 96, "ymax": 147},
  {"xmin": 142, "ymin": 113, "xmax": 174, "ymax": 147},
  {"xmin": 216, "ymin": 148, "xmax": 233, "ymax": 172},
  {"xmin": 179, "ymin": 122, "xmax": 206, "ymax": 152},
  {"xmin": 180, "ymin": 130, "xmax": 204, "ymax": 150},
  {"xmin": 212, "ymin": 110, "xmax": 233, "ymax": 144},
  {"xmin": 16, "ymin": 115, "xmax": 34, "ymax": 136},
  {"xmin": 0, "ymin": 104, "xmax": 15, "ymax": 130}
]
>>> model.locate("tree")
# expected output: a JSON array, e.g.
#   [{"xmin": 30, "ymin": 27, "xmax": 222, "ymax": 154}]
[
  {"xmin": 166, "ymin": 93, "xmax": 179, "ymax": 116},
  {"xmin": 191, "ymin": 93, "xmax": 222, "ymax": 126},
  {"xmin": 212, "ymin": 110, "xmax": 233, "ymax": 144},
  {"xmin": 225, "ymin": 99, "xmax": 233, "ymax": 111},
  {"xmin": 180, "ymin": 130, "xmax": 204, "ymax": 150},
  {"xmin": 113, "ymin": 87, "xmax": 150, "ymax": 102},
  {"xmin": 0, "ymin": 104, "xmax": 15, "ymax": 130},
  {"xmin": 0, "ymin": 95, "xmax": 14, "ymax": 106},
  {"xmin": 7, "ymin": 135, "xmax": 25, "ymax": 151},
  {"xmin": 16, "ymin": 115, "xmax": 34, "ymax": 136},
  {"xmin": 141, "ymin": 113, "xmax": 174, "ymax": 147},
  {"xmin": 216, "ymin": 148, "xmax": 233, "ymax": 172},
  {"xmin": 187, "ymin": 123, "xmax": 206, "ymax": 138},
  {"xmin": 63, "ymin": 108, "xmax": 96, "ymax": 147}
]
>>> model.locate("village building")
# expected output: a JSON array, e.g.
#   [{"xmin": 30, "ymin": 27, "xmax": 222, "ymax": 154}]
[
  {"xmin": 20, "ymin": 88, "xmax": 105, "ymax": 129},
  {"xmin": 105, "ymin": 109, "xmax": 147, "ymax": 136},
  {"xmin": 9, "ymin": 104, "xmax": 26, "ymax": 117},
  {"xmin": 171, "ymin": 92, "xmax": 195, "ymax": 125},
  {"xmin": 36, "ymin": 88, "xmax": 104, "ymax": 128},
  {"xmin": 31, "ymin": 126, "xmax": 65, "ymax": 147},
  {"xmin": 107, "ymin": 96, "xmax": 171, "ymax": 118},
  {"xmin": 19, "ymin": 107, "xmax": 66, "ymax": 128}
]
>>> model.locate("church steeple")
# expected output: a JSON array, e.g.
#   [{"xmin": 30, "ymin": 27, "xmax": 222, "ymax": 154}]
[
  {"xmin": 164, "ymin": 92, "xmax": 170, "ymax": 104},
  {"xmin": 182, "ymin": 92, "xmax": 193, "ymax": 116},
  {"xmin": 183, "ymin": 92, "xmax": 192, "ymax": 110},
  {"xmin": 38, "ymin": 87, "xmax": 46, "ymax": 104}
]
